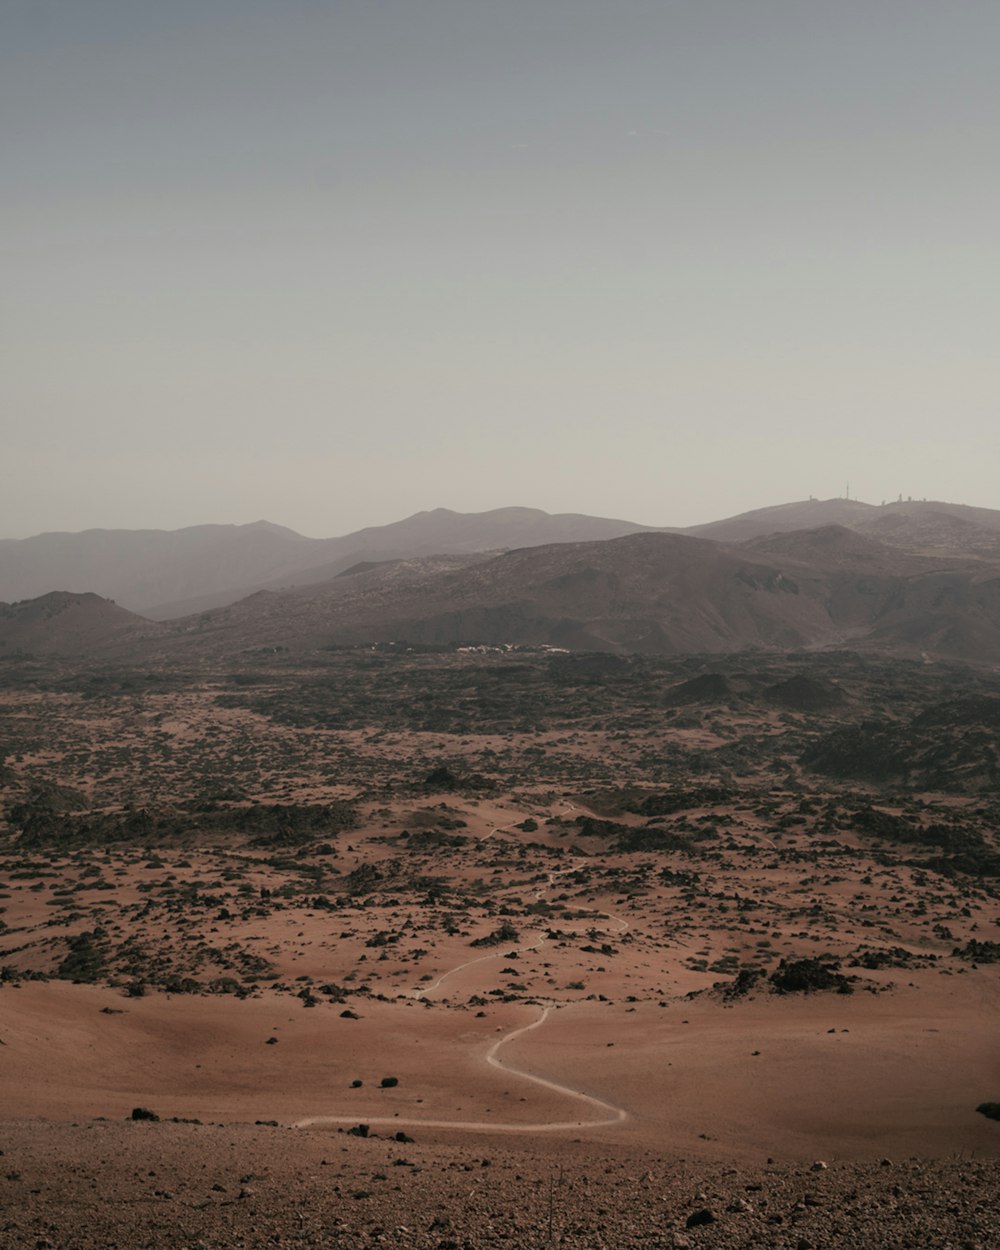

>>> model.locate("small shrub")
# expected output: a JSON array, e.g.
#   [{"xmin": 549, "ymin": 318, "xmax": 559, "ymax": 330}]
[{"xmin": 769, "ymin": 957, "xmax": 854, "ymax": 995}]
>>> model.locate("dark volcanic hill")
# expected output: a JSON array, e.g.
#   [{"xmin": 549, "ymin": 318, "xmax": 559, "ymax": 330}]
[
  {"xmin": 0, "ymin": 592, "xmax": 164, "ymax": 658},
  {"xmin": 0, "ymin": 509, "xmax": 656, "ymax": 619}
]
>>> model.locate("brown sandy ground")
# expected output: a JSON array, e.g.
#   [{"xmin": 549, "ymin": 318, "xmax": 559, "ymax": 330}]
[
  {"xmin": 1, "ymin": 1121, "xmax": 998, "ymax": 1250},
  {"xmin": 2, "ymin": 651, "xmax": 1000, "ymax": 1245},
  {"xmin": 1, "ymin": 975, "xmax": 998, "ymax": 1158}
]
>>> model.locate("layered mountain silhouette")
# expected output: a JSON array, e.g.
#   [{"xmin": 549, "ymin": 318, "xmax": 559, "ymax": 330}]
[
  {"xmin": 6, "ymin": 498, "xmax": 1000, "ymax": 663},
  {"xmin": 0, "ymin": 508, "xmax": 656, "ymax": 618},
  {"xmin": 7, "ymin": 497, "xmax": 1000, "ymax": 622}
]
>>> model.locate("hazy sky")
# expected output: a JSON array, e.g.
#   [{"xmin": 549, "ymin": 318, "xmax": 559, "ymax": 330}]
[{"xmin": 4, "ymin": 1, "xmax": 999, "ymax": 538}]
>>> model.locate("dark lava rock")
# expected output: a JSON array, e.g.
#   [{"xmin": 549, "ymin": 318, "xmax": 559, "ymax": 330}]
[
  {"xmin": 764, "ymin": 674, "xmax": 846, "ymax": 711},
  {"xmin": 770, "ymin": 957, "xmax": 854, "ymax": 995},
  {"xmin": 664, "ymin": 673, "xmax": 734, "ymax": 706},
  {"xmin": 424, "ymin": 766, "xmax": 459, "ymax": 791}
]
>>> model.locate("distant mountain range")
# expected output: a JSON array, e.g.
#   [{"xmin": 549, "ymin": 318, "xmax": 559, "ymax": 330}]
[
  {"xmin": 0, "ymin": 507, "xmax": 655, "ymax": 619},
  {"xmin": 5, "ymin": 497, "xmax": 1000, "ymax": 664}
]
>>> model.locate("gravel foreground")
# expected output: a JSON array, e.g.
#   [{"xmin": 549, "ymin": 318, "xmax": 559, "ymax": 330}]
[{"xmin": 0, "ymin": 1122, "xmax": 998, "ymax": 1250}]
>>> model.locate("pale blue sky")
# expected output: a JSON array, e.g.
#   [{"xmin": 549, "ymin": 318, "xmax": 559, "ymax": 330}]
[{"xmin": 3, "ymin": 1, "xmax": 999, "ymax": 537}]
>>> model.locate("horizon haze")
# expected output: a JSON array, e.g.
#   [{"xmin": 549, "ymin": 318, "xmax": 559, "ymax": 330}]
[{"xmin": 4, "ymin": 1, "xmax": 1000, "ymax": 538}]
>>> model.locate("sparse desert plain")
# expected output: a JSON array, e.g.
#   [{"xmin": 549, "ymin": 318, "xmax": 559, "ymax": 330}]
[{"xmin": 2, "ymin": 645, "xmax": 999, "ymax": 1246}]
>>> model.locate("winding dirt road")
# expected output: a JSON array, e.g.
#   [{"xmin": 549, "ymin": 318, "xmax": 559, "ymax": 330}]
[{"xmin": 294, "ymin": 814, "xmax": 631, "ymax": 1134}]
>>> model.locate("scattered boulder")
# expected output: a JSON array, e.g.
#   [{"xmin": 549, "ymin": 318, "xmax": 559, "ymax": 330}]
[{"xmin": 424, "ymin": 767, "xmax": 459, "ymax": 792}]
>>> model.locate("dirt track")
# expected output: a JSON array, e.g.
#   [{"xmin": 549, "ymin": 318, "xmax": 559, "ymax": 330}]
[{"xmin": 296, "ymin": 846, "xmax": 631, "ymax": 1135}]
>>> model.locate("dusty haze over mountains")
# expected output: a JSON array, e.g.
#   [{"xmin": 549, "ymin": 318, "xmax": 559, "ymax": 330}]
[
  {"xmin": 5, "ymin": 1, "xmax": 1000, "ymax": 539},
  {"xmin": 8, "ymin": 495, "xmax": 1000, "ymax": 665}
]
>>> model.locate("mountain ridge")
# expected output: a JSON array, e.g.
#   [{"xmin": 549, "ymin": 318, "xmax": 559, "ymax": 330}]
[
  {"xmin": 6, "ymin": 498, "xmax": 1000, "ymax": 665},
  {"xmin": 0, "ymin": 507, "xmax": 657, "ymax": 618},
  {"xmin": 11, "ymin": 524, "xmax": 1000, "ymax": 665},
  {"xmin": 6, "ymin": 497, "xmax": 1000, "ymax": 621}
]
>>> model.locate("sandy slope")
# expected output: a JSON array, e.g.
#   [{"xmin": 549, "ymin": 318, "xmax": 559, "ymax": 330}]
[{"xmin": 3, "ymin": 969, "xmax": 997, "ymax": 1163}]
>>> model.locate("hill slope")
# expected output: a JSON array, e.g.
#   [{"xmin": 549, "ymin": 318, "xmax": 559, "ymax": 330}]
[
  {"xmin": 685, "ymin": 497, "xmax": 1000, "ymax": 556},
  {"xmin": 0, "ymin": 592, "xmax": 164, "ymax": 658},
  {"xmin": 121, "ymin": 529, "xmax": 1000, "ymax": 664},
  {"xmin": 10, "ymin": 527, "xmax": 1000, "ymax": 664}
]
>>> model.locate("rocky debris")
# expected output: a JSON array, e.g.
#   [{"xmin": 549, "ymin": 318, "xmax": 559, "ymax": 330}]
[
  {"xmin": 849, "ymin": 945, "xmax": 932, "ymax": 970},
  {"xmin": 3, "ymin": 1122, "xmax": 1000, "ymax": 1249},
  {"xmin": 716, "ymin": 958, "xmax": 858, "ymax": 999}
]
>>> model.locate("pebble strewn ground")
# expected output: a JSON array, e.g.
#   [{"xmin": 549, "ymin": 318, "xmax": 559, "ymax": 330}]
[{"xmin": 0, "ymin": 1122, "xmax": 997, "ymax": 1250}]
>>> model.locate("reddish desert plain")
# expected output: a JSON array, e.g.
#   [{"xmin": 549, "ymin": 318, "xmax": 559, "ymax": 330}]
[{"xmin": 1, "ymin": 646, "xmax": 999, "ymax": 1247}]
